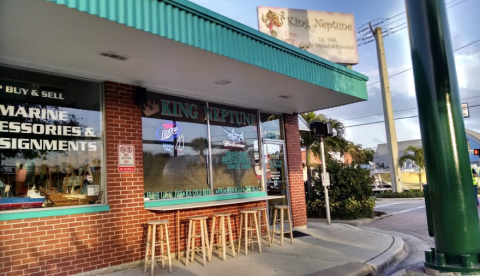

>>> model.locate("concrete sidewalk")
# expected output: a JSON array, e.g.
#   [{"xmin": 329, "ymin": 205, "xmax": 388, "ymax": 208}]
[{"xmin": 80, "ymin": 222, "xmax": 405, "ymax": 276}]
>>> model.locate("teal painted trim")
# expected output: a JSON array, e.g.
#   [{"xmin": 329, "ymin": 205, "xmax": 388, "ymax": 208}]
[
  {"xmin": 0, "ymin": 205, "xmax": 110, "ymax": 221},
  {"xmin": 144, "ymin": 192, "xmax": 267, "ymax": 208},
  {"xmin": 44, "ymin": 0, "xmax": 368, "ymax": 100}
]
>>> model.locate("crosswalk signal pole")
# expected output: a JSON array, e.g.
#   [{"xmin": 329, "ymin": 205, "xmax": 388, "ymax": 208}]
[
  {"xmin": 310, "ymin": 121, "xmax": 333, "ymax": 226},
  {"xmin": 319, "ymin": 136, "xmax": 331, "ymax": 225}
]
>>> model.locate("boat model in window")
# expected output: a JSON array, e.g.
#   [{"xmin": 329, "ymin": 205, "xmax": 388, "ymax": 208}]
[
  {"xmin": 44, "ymin": 164, "xmax": 102, "ymax": 207},
  {"xmin": 0, "ymin": 184, "xmax": 45, "ymax": 210}
]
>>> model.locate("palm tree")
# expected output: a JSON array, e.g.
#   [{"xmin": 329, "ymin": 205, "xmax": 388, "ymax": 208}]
[
  {"xmin": 346, "ymin": 142, "xmax": 363, "ymax": 164},
  {"xmin": 300, "ymin": 112, "xmax": 347, "ymax": 200},
  {"xmin": 398, "ymin": 146, "xmax": 425, "ymax": 190},
  {"xmin": 301, "ymin": 112, "xmax": 347, "ymax": 157}
]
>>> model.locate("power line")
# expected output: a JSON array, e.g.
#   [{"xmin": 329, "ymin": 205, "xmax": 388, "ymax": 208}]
[
  {"xmin": 340, "ymin": 95, "xmax": 480, "ymax": 121},
  {"xmin": 447, "ymin": 0, "xmax": 469, "ymax": 9},
  {"xmin": 340, "ymin": 107, "xmax": 417, "ymax": 121},
  {"xmin": 454, "ymin": 38, "xmax": 480, "ymax": 51},
  {"xmin": 344, "ymin": 104, "xmax": 480, "ymax": 128},
  {"xmin": 356, "ymin": 18, "xmax": 388, "ymax": 34},
  {"xmin": 357, "ymin": 0, "xmax": 469, "ymax": 46},
  {"xmin": 377, "ymin": 17, "xmax": 406, "ymax": 29},
  {"xmin": 366, "ymin": 38, "xmax": 480, "ymax": 87}
]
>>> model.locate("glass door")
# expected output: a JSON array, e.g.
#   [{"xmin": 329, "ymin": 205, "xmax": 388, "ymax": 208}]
[{"xmin": 263, "ymin": 141, "xmax": 289, "ymax": 208}]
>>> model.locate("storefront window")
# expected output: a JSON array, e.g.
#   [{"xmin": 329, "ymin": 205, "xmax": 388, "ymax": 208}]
[
  {"xmin": 142, "ymin": 93, "xmax": 209, "ymax": 200},
  {"xmin": 141, "ymin": 92, "xmax": 263, "ymax": 200},
  {"xmin": 260, "ymin": 113, "xmax": 283, "ymax": 140},
  {"xmin": 209, "ymin": 103, "xmax": 262, "ymax": 194},
  {"xmin": 0, "ymin": 66, "xmax": 104, "ymax": 211}
]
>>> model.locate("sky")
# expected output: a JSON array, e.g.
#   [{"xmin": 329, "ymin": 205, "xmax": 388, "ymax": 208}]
[{"xmin": 188, "ymin": 0, "xmax": 480, "ymax": 149}]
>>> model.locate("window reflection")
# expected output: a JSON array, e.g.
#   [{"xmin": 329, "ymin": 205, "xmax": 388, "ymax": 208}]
[
  {"xmin": 209, "ymin": 104, "xmax": 262, "ymax": 194},
  {"xmin": 261, "ymin": 113, "xmax": 283, "ymax": 139},
  {"xmin": 0, "ymin": 67, "xmax": 103, "ymax": 210}
]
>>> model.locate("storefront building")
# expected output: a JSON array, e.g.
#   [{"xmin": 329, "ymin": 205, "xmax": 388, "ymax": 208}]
[{"xmin": 0, "ymin": 0, "xmax": 368, "ymax": 275}]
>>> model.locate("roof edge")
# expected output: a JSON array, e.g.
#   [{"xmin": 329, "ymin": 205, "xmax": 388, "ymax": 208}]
[
  {"xmin": 45, "ymin": 0, "xmax": 368, "ymax": 82},
  {"xmin": 165, "ymin": 0, "xmax": 368, "ymax": 81}
]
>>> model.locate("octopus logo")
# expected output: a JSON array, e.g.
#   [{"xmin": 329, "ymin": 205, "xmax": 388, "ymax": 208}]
[{"xmin": 261, "ymin": 10, "xmax": 285, "ymax": 38}]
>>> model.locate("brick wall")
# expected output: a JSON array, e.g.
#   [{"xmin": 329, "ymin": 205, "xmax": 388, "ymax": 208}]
[
  {"xmin": 0, "ymin": 81, "xmax": 266, "ymax": 276},
  {"xmin": 283, "ymin": 114, "xmax": 308, "ymax": 227}
]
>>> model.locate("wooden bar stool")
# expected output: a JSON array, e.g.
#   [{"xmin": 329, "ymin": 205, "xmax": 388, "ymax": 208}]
[
  {"xmin": 185, "ymin": 215, "xmax": 210, "ymax": 266},
  {"xmin": 237, "ymin": 210, "xmax": 262, "ymax": 255},
  {"xmin": 144, "ymin": 220, "xmax": 172, "ymax": 276},
  {"xmin": 271, "ymin": 205, "xmax": 294, "ymax": 245},
  {"xmin": 251, "ymin": 207, "xmax": 271, "ymax": 247},
  {"xmin": 269, "ymin": 203, "xmax": 280, "ymax": 224},
  {"xmin": 209, "ymin": 213, "xmax": 236, "ymax": 261}
]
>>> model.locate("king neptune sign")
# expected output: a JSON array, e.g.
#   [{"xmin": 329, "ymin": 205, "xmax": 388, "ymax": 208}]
[{"xmin": 257, "ymin": 7, "xmax": 359, "ymax": 65}]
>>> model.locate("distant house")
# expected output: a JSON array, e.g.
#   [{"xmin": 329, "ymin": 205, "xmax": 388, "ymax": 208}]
[{"xmin": 372, "ymin": 129, "xmax": 480, "ymax": 172}]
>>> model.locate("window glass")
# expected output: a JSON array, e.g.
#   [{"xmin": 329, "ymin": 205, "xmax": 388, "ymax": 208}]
[
  {"xmin": 0, "ymin": 66, "xmax": 104, "ymax": 211},
  {"xmin": 142, "ymin": 93, "xmax": 209, "ymax": 200},
  {"xmin": 260, "ymin": 113, "xmax": 283, "ymax": 139},
  {"xmin": 208, "ymin": 103, "xmax": 262, "ymax": 194}
]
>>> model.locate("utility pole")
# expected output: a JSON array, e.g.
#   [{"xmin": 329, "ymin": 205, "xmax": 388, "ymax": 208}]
[
  {"xmin": 405, "ymin": 0, "xmax": 480, "ymax": 273},
  {"xmin": 370, "ymin": 24, "xmax": 403, "ymax": 192}
]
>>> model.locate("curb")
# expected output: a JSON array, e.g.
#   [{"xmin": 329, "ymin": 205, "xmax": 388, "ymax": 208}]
[
  {"xmin": 307, "ymin": 214, "xmax": 391, "ymax": 226},
  {"xmin": 375, "ymin": 197, "xmax": 424, "ymax": 201},
  {"xmin": 342, "ymin": 225, "xmax": 407, "ymax": 275},
  {"xmin": 366, "ymin": 236, "xmax": 407, "ymax": 275},
  {"xmin": 302, "ymin": 262, "xmax": 374, "ymax": 276},
  {"xmin": 311, "ymin": 224, "xmax": 406, "ymax": 276}
]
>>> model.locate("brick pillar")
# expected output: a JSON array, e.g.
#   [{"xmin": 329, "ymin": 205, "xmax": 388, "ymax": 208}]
[
  {"xmin": 104, "ymin": 81, "xmax": 146, "ymax": 262},
  {"xmin": 283, "ymin": 113, "xmax": 307, "ymax": 228}
]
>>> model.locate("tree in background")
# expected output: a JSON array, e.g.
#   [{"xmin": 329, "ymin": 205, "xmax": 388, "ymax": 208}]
[
  {"xmin": 300, "ymin": 112, "xmax": 347, "ymax": 200},
  {"xmin": 346, "ymin": 142, "xmax": 376, "ymax": 164},
  {"xmin": 301, "ymin": 112, "xmax": 347, "ymax": 157},
  {"xmin": 363, "ymin": 148, "xmax": 376, "ymax": 164},
  {"xmin": 398, "ymin": 145, "xmax": 425, "ymax": 190}
]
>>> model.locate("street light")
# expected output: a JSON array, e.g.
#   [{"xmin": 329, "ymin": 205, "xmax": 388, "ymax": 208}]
[{"xmin": 309, "ymin": 121, "xmax": 333, "ymax": 225}]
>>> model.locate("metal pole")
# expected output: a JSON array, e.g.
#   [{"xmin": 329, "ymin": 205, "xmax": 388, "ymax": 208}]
[
  {"xmin": 405, "ymin": 0, "xmax": 480, "ymax": 273},
  {"xmin": 371, "ymin": 25, "xmax": 403, "ymax": 193},
  {"xmin": 320, "ymin": 137, "xmax": 331, "ymax": 225}
]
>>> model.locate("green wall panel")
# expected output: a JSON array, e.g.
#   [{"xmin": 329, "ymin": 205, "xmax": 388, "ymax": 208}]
[
  {"xmin": 0, "ymin": 205, "xmax": 110, "ymax": 221},
  {"xmin": 144, "ymin": 192, "xmax": 268, "ymax": 208}
]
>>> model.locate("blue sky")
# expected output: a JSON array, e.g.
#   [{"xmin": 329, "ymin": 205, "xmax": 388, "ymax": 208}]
[{"xmin": 189, "ymin": 0, "xmax": 480, "ymax": 149}]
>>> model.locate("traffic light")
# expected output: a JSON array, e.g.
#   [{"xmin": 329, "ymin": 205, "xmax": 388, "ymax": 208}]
[{"xmin": 474, "ymin": 149, "xmax": 480, "ymax": 156}]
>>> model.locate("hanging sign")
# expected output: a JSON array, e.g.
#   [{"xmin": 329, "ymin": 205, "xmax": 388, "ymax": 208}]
[
  {"xmin": 118, "ymin": 144, "xmax": 135, "ymax": 172},
  {"xmin": 257, "ymin": 7, "xmax": 358, "ymax": 64},
  {"xmin": 462, "ymin": 103, "xmax": 469, "ymax": 118}
]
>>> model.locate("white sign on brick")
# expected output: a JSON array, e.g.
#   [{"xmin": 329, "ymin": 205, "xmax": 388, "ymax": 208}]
[{"xmin": 118, "ymin": 144, "xmax": 135, "ymax": 172}]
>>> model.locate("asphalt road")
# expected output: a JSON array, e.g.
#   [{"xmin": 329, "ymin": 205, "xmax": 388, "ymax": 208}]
[
  {"xmin": 364, "ymin": 198, "xmax": 431, "ymax": 275},
  {"xmin": 368, "ymin": 198, "xmax": 432, "ymax": 246},
  {"xmin": 364, "ymin": 198, "xmax": 480, "ymax": 275}
]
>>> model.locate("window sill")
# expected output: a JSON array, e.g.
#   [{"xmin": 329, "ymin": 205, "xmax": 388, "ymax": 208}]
[
  {"xmin": 145, "ymin": 192, "xmax": 284, "ymax": 211},
  {"xmin": 0, "ymin": 204, "xmax": 110, "ymax": 221}
]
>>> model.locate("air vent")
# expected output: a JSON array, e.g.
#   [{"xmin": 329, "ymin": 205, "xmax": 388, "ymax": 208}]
[
  {"xmin": 214, "ymin": 79, "xmax": 232, "ymax": 85},
  {"xmin": 278, "ymin": 95, "xmax": 293, "ymax": 99},
  {"xmin": 100, "ymin": 51, "xmax": 129, "ymax": 61}
]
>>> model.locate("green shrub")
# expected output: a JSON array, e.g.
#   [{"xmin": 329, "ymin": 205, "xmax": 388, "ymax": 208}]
[
  {"xmin": 376, "ymin": 189, "xmax": 424, "ymax": 198},
  {"xmin": 306, "ymin": 159, "xmax": 375, "ymax": 220},
  {"xmin": 307, "ymin": 197, "xmax": 375, "ymax": 219}
]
